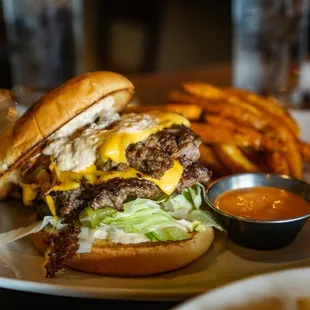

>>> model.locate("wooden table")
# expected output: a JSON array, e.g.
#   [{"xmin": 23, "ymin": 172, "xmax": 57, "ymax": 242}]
[
  {"xmin": 129, "ymin": 62, "xmax": 310, "ymax": 109},
  {"xmin": 128, "ymin": 62, "xmax": 231, "ymax": 105},
  {"xmin": 1, "ymin": 287, "xmax": 179, "ymax": 308}
]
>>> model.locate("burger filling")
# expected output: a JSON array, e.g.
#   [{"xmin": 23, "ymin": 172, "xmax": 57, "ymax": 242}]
[{"xmin": 3, "ymin": 109, "xmax": 223, "ymax": 277}]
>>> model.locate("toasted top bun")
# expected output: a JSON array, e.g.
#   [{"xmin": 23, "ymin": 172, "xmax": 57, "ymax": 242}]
[
  {"xmin": 31, "ymin": 227, "xmax": 214, "ymax": 276},
  {"xmin": 0, "ymin": 71, "xmax": 134, "ymax": 178}
]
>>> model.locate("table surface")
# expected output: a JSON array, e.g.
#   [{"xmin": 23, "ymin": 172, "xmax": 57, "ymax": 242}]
[
  {"xmin": 0, "ymin": 287, "xmax": 180, "ymax": 308},
  {"xmin": 128, "ymin": 62, "xmax": 231, "ymax": 106}
]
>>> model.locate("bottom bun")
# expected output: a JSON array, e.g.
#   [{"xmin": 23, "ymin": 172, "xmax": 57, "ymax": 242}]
[{"xmin": 31, "ymin": 227, "xmax": 214, "ymax": 276}]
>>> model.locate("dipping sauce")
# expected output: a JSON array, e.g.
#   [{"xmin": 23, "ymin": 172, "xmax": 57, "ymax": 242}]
[{"xmin": 214, "ymin": 186, "xmax": 310, "ymax": 220}]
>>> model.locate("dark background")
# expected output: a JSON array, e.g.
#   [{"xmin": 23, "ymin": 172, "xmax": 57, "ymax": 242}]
[
  {"xmin": 1, "ymin": 287, "xmax": 179, "ymax": 309},
  {"xmin": 0, "ymin": 0, "xmax": 232, "ymax": 89}
]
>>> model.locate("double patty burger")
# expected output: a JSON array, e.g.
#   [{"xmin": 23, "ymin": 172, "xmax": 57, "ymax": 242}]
[{"xmin": 0, "ymin": 72, "xmax": 222, "ymax": 277}]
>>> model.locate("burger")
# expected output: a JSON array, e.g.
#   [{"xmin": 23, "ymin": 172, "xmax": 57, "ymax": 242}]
[{"xmin": 0, "ymin": 71, "xmax": 222, "ymax": 277}]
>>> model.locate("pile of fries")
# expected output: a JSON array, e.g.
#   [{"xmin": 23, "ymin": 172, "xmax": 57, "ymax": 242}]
[{"xmin": 125, "ymin": 83, "xmax": 310, "ymax": 180}]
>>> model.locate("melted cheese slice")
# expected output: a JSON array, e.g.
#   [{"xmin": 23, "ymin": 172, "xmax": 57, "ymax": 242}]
[
  {"xmin": 49, "ymin": 160, "xmax": 183, "ymax": 196},
  {"xmin": 98, "ymin": 112, "xmax": 190, "ymax": 164},
  {"xmin": 45, "ymin": 195, "xmax": 58, "ymax": 220},
  {"xmin": 21, "ymin": 183, "xmax": 40, "ymax": 206},
  {"xmin": 21, "ymin": 111, "xmax": 189, "ymax": 217}
]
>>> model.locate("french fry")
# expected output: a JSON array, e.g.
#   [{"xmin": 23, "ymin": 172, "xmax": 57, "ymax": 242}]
[
  {"xmin": 181, "ymin": 83, "xmax": 299, "ymax": 144},
  {"xmin": 225, "ymin": 88, "xmax": 299, "ymax": 138},
  {"xmin": 204, "ymin": 114, "xmax": 280, "ymax": 142},
  {"xmin": 203, "ymin": 114, "xmax": 302, "ymax": 176},
  {"xmin": 169, "ymin": 89, "xmax": 197, "ymax": 103},
  {"xmin": 266, "ymin": 152, "xmax": 290, "ymax": 176},
  {"xmin": 283, "ymin": 135, "xmax": 303, "ymax": 179},
  {"xmin": 169, "ymin": 90, "xmax": 269, "ymax": 131},
  {"xmin": 199, "ymin": 144, "xmax": 228, "ymax": 176},
  {"xmin": 204, "ymin": 114, "xmax": 237, "ymax": 129},
  {"xmin": 124, "ymin": 103, "xmax": 202, "ymax": 120},
  {"xmin": 300, "ymin": 141, "xmax": 310, "ymax": 163},
  {"xmin": 170, "ymin": 82, "xmax": 305, "ymax": 180},
  {"xmin": 297, "ymin": 298, "xmax": 310, "ymax": 310},
  {"xmin": 182, "ymin": 82, "xmax": 263, "ymax": 116},
  {"xmin": 198, "ymin": 89, "xmax": 302, "ymax": 178},
  {"xmin": 191, "ymin": 122, "xmax": 285, "ymax": 152},
  {"xmin": 241, "ymin": 147, "xmax": 270, "ymax": 172},
  {"xmin": 212, "ymin": 86, "xmax": 302, "ymax": 178},
  {"xmin": 213, "ymin": 144, "xmax": 260, "ymax": 173}
]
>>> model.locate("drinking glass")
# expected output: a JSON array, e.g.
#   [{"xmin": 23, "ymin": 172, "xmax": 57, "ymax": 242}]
[
  {"xmin": 232, "ymin": 0, "xmax": 310, "ymax": 107},
  {"xmin": 2, "ymin": 0, "xmax": 85, "ymax": 106}
]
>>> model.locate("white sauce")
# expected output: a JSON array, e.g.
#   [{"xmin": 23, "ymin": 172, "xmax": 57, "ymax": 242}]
[
  {"xmin": 0, "ymin": 163, "xmax": 8, "ymax": 171},
  {"xmin": 94, "ymin": 227, "xmax": 149, "ymax": 244},
  {"xmin": 43, "ymin": 110, "xmax": 120, "ymax": 172},
  {"xmin": 109, "ymin": 228, "xmax": 149, "ymax": 244},
  {"xmin": 176, "ymin": 219, "xmax": 194, "ymax": 231},
  {"xmin": 50, "ymin": 96, "xmax": 116, "ymax": 140},
  {"xmin": 118, "ymin": 113, "xmax": 157, "ymax": 133},
  {"xmin": 43, "ymin": 111, "xmax": 161, "ymax": 172},
  {"xmin": 6, "ymin": 169, "xmax": 21, "ymax": 184}
]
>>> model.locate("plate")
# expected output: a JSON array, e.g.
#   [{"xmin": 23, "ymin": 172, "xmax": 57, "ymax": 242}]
[
  {"xmin": 0, "ymin": 110, "xmax": 309, "ymax": 301},
  {"xmin": 173, "ymin": 267, "xmax": 310, "ymax": 309}
]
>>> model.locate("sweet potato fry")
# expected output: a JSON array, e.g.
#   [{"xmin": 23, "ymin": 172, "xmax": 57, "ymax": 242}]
[
  {"xmin": 201, "ymin": 95, "xmax": 302, "ymax": 178},
  {"xmin": 284, "ymin": 135, "xmax": 303, "ymax": 179},
  {"xmin": 241, "ymin": 148, "xmax": 270, "ymax": 172},
  {"xmin": 213, "ymin": 144, "xmax": 260, "ymax": 173},
  {"xmin": 170, "ymin": 87, "xmax": 303, "ymax": 179},
  {"xmin": 191, "ymin": 122, "xmax": 285, "ymax": 152},
  {"xmin": 204, "ymin": 114, "xmax": 236, "ymax": 128},
  {"xmin": 182, "ymin": 82, "xmax": 263, "ymax": 116},
  {"xmin": 124, "ymin": 103, "xmax": 202, "ymax": 120},
  {"xmin": 266, "ymin": 152, "xmax": 290, "ymax": 175},
  {"xmin": 169, "ymin": 90, "xmax": 269, "ymax": 131},
  {"xmin": 204, "ymin": 114, "xmax": 268, "ymax": 137},
  {"xmin": 224, "ymin": 88, "xmax": 299, "ymax": 138},
  {"xmin": 204, "ymin": 114, "xmax": 300, "ymax": 176},
  {"xmin": 300, "ymin": 141, "xmax": 310, "ymax": 163},
  {"xmin": 181, "ymin": 83, "xmax": 300, "ymax": 145},
  {"xmin": 199, "ymin": 144, "xmax": 228, "ymax": 176},
  {"xmin": 169, "ymin": 89, "xmax": 197, "ymax": 103}
]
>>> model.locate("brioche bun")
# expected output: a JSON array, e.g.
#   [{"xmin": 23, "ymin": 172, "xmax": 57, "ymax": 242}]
[
  {"xmin": 31, "ymin": 227, "xmax": 214, "ymax": 276},
  {"xmin": 0, "ymin": 71, "xmax": 134, "ymax": 178}
]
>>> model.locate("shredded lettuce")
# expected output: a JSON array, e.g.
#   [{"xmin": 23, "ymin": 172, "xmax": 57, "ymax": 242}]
[
  {"xmin": 79, "ymin": 207, "xmax": 116, "ymax": 228},
  {"xmin": 0, "ymin": 184, "xmax": 224, "ymax": 252},
  {"xmin": 80, "ymin": 198, "xmax": 191, "ymax": 241},
  {"xmin": 145, "ymin": 226, "xmax": 190, "ymax": 241},
  {"xmin": 79, "ymin": 183, "xmax": 224, "ymax": 242},
  {"xmin": 186, "ymin": 209, "xmax": 223, "ymax": 231},
  {"xmin": 162, "ymin": 184, "xmax": 203, "ymax": 218}
]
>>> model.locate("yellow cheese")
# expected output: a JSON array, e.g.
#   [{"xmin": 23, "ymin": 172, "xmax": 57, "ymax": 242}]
[
  {"xmin": 21, "ymin": 183, "xmax": 40, "ymax": 206},
  {"xmin": 23, "ymin": 111, "xmax": 188, "ymax": 217},
  {"xmin": 98, "ymin": 112, "xmax": 190, "ymax": 164},
  {"xmin": 99, "ymin": 129, "xmax": 154, "ymax": 163},
  {"xmin": 45, "ymin": 195, "xmax": 58, "ymax": 221},
  {"xmin": 49, "ymin": 160, "xmax": 183, "ymax": 195}
]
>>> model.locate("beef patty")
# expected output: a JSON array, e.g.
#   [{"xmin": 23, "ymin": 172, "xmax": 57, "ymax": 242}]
[
  {"xmin": 52, "ymin": 162, "xmax": 211, "ymax": 221},
  {"xmin": 39, "ymin": 124, "xmax": 208, "ymax": 220},
  {"xmin": 126, "ymin": 124, "xmax": 201, "ymax": 178}
]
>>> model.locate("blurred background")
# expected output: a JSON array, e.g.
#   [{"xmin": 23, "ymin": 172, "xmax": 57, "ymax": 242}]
[
  {"xmin": 0, "ymin": 0, "xmax": 310, "ymax": 108},
  {"xmin": 0, "ymin": 0, "xmax": 231, "ymax": 86}
]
